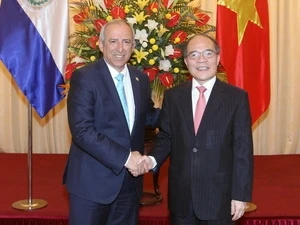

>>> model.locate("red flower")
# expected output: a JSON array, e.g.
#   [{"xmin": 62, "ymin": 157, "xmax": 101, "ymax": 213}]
[
  {"xmin": 170, "ymin": 30, "xmax": 188, "ymax": 44},
  {"xmin": 94, "ymin": 19, "xmax": 107, "ymax": 33},
  {"xmin": 111, "ymin": 6, "xmax": 126, "ymax": 19},
  {"xmin": 194, "ymin": 12, "xmax": 210, "ymax": 26},
  {"xmin": 149, "ymin": 2, "xmax": 159, "ymax": 11},
  {"xmin": 145, "ymin": 2, "xmax": 158, "ymax": 14},
  {"xmin": 104, "ymin": 0, "xmax": 114, "ymax": 9},
  {"xmin": 143, "ymin": 67, "xmax": 159, "ymax": 82},
  {"xmin": 162, "ymin": 0, "xmax": 173, "ymax": 8},
  {"xmin": 73, "ymin": 12, "xmax": 88, "ymax": 24},
  {"xmin": 65, "ymin": 62, "xmax": 85, "ymax": 80},
  {"xmin": 168, "ymin": 48, "xmax": 182, "ymax": 59},
  {"xmin": 88, "ymin": 36, "xmax": 99, "ymax": 49},
  {"xmin": 159, "ymin": 72, "xmax": 174, "ymax": 88},
  {"xmin": 166, "ymin": 12, "xmax": 180, "ymax": 28},
  {"xmin": 187, "ymin": 74, "xmax": 193, "ymax": 80}
]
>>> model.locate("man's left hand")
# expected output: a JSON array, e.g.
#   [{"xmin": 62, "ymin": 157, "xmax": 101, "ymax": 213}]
[{"xmin": 231, "ymin": 200, "xmax": 247, "ymax": 221}]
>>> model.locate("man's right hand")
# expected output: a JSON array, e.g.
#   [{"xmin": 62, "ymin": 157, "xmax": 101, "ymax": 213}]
[{"xmin": 125, "ymin": 151, "xmax": 149, "ymax": 176}]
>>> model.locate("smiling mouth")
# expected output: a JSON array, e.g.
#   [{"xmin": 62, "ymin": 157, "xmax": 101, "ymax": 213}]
[
  {"xmin": 115, "ymin": 54, "xmax": 123, "ymax": 57},
  {"xmin": 114, "ymin": 56, "xmax": 126, "ymax": 61},
  {"xmin": 197, "ymin": 66, "xmax": 209, "ymax": 71}
]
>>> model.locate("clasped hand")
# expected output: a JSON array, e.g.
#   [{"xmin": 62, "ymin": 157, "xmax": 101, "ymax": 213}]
[{"xmin": 125, "ymin": 151, "xmax": 153, "ymax": 177}]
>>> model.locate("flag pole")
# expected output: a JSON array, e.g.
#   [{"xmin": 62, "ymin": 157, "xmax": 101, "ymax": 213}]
[{"xmin": 12, "ymin": 104, "xmax": 48, "ymax": 210}]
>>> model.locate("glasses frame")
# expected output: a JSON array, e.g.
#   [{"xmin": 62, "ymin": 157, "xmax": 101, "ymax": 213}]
[{"xmin": 186, "ymin": 49, "xmax": 218, "ymax": 60}]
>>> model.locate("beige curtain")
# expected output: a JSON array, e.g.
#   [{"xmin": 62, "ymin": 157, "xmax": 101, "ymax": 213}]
[{"xmin": 0, "ymin": 0, "xmax": 300, "ymax": 154}]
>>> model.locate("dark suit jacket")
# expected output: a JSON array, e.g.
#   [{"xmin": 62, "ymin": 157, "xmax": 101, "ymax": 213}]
[
  {"xmin": 150, "ymin": 79, "xmax": 253, "ymax": 220},
  {"xmin": 63, "ymin": 58, "xmax": 159, "ymax": 204}
]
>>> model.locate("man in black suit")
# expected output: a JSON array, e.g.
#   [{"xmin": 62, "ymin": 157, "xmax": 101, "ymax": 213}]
[
  {"xmin": 63, "ymin": 19, "xmax": 159, "ymax": 225},
  {"xmin": 139, "ymin": 34, "xmax": 254, "ymax": 225}
]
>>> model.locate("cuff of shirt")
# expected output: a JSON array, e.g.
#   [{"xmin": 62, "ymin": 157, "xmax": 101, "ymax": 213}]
[
  {"xmin": 124, "ymin": 152, "xmax": 131, "ymax": 167},
  {"xmin": 148, "ymin": 156, "xmax": 157, "ymax": 169}
]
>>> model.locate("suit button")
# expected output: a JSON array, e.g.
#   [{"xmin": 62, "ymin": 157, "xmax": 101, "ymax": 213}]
[{"xmin": 192, "ymin": 148, "xmax": 198, "ymax": 153}]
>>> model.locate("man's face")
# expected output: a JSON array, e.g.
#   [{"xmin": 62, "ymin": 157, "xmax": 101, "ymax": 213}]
[
  {"xmin": 184, "ymin": 35, "xmax": 220, "ymax": 85},
  {"xmin": 99, "ymin": 22, "xmax": 135, "ymax": 72}
]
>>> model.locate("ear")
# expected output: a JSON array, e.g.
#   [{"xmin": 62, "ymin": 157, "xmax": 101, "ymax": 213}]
[
  {"xmin": 131, "ymin": 40, "xmax": 136, "ymax": 52},
  {"xmin": 99, "ymin": 41, "xmax": 103, "ymax": 52},
  {"xmin": 217, "ymin": 54, "xmax": 220, "ymax": 65}
]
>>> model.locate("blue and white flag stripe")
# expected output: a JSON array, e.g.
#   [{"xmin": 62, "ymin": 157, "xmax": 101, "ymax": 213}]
[{"xmin": 0, "ymin": 0, "xmax": 68, "ymax": 118}]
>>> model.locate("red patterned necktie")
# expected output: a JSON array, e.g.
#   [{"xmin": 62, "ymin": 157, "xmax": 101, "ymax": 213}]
[{"xmin": 194, "ymin": 86, "xmax": 207, "ymax": 133}]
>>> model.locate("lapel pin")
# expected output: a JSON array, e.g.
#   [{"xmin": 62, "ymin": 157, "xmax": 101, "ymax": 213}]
[{"xmin": 135, "ymin": 77, "xmax": 139, "ymax": 81}]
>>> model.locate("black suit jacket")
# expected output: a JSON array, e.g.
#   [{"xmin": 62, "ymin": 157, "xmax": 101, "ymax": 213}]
[
  {"xmin": 150, "ymin": 79, "xmax": 253, "ymax": 220},
  {"xmin": 63, "ymin": 58, "xmax": 159, "ymax": 204}
]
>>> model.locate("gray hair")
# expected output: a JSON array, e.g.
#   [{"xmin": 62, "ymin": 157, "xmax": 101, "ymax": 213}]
[{"xmin": 99, "ymin": 19, "xmax": 135, "ymax": 43}]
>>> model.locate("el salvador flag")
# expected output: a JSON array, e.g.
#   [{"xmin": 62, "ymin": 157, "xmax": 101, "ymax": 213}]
[{"xmin": 0, "ymin": 0, "xmax": 68, "ymax": 118}]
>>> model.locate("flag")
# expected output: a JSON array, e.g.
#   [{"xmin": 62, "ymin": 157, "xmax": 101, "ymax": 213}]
[
  {"xmin": 216, "ymin": 0, "xmax": 270, "ymax": 124},
  {"xmin": 0, "ymin": 0, "xmax": 68, "ymax": 118}
]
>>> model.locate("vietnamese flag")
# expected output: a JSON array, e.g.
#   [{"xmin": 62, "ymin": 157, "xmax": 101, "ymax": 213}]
[{"xmin": 216, "ymin": 0, "xmax": 270, "ymax": 124}]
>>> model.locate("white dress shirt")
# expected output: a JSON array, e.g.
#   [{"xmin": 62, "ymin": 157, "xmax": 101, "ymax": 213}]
[
  {"xmin": 191, "ymin": 76, "xmax": 216, "ymax": 119},
  {"xmin": 106, "ymin": 63, "xmax": 135, "ymax": 133}
]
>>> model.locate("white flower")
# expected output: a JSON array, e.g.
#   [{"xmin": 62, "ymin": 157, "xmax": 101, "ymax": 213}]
[
  {"xmin": 146, "ymin": 20, "xmax": 159, "ymax": 33},
  {"xmin": 71, "ymin": 56, "xmax": 88, "ymax": 64},
  {"xmin": 135, "ymin": 29, "xmax": 149, "ymax": 44},
  {"xmin": 126, "ymin": 17, "xmax": 137, "ymax": 26},
  {"xmin": 159, "ymin": 59, "xmax": 172, "ymax": 72},
  {"xmin": 165, "ymin": 44, "xmax": 175, "ymax": 56},
  {"xmin": 142, "ymin": 42, "xmax": 148, "ymax": 48},
  {"xmin": 93, "ymin": 0, "xmax": 107, "ymax": 12},
  {"xmin": 166, "ymin": 0, "xmax": 175, "ymax": 8}
]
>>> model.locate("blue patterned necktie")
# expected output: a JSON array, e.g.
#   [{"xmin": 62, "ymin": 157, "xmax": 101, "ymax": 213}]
[{"xmin": 115, "ymin": 73, "xmax": 129, "ymax": 126}]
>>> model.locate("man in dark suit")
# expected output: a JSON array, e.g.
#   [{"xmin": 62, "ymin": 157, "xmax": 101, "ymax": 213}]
[
  {"xmin": 63, "ymin": 19, "xmax": 159, "ymax": 225},
  {"xmin": 139, "ymin": 34, "xmax": 254, "ymax": 225}
]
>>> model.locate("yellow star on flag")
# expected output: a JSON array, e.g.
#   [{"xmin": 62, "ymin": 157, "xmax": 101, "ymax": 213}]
[{"xmin": 217, "ymin": 0, "xmax": 262, "ymax": 45}]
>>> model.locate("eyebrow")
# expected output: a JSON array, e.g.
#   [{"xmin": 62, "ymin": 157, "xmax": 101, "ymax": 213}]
[{"xmin": 189, "ymin": 49, "xmax": 214, "ymax": 52}]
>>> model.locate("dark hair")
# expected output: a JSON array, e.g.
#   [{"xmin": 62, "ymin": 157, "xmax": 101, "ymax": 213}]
[{"xmin": 183, "ymin": 34, "xmax": 220, "ymax": 58}]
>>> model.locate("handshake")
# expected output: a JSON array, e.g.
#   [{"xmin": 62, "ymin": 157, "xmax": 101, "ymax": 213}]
[{"xmin": 125, "ymin": 151, "xmax": 154, "ymax": 177}]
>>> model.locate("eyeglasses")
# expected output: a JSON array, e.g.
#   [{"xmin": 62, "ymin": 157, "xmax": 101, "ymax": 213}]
[{"xmin": 186, "ymin": 49, "xmax": 217, "ymax": 60}]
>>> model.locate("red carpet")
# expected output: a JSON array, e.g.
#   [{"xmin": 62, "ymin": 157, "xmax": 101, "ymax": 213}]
[{"xmin": 0, "ymin": 153, "xmax": 300, "ymax": 225}]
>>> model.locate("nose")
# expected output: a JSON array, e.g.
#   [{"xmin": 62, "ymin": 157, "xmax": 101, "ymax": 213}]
[
  {"xmin": 117, "ymin": 42, "xmax": 124, "ymax": 52},
  {"xmin": 196, "ymin": 53, "xmax": 208, "ymax": 61}
]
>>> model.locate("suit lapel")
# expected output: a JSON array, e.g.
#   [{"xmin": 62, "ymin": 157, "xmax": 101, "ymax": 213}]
[
  {"xmin": 128, "ymin": 67, "xmax": 140, "ymax": 134},
  {"xmin": 97, "ymin": 59, "xmax": 129, "ymax": 130},
  {"xmin": 178, "ymin": 82, "xmax": 195, "ymax": 134}
]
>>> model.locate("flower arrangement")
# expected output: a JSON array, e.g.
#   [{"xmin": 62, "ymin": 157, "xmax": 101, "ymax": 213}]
[{"xmin": 66, "ymin": 0, "xmax": 215, "ymax": 98}]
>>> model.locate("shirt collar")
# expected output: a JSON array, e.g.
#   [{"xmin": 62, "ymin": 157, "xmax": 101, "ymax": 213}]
[
  {"xmin": 104, "ymin": 60, "xmax": 129, "ymax": 78},
  {"xmin": 192, "ymin": 76, "xmax": 216, "ymax": 91}
]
